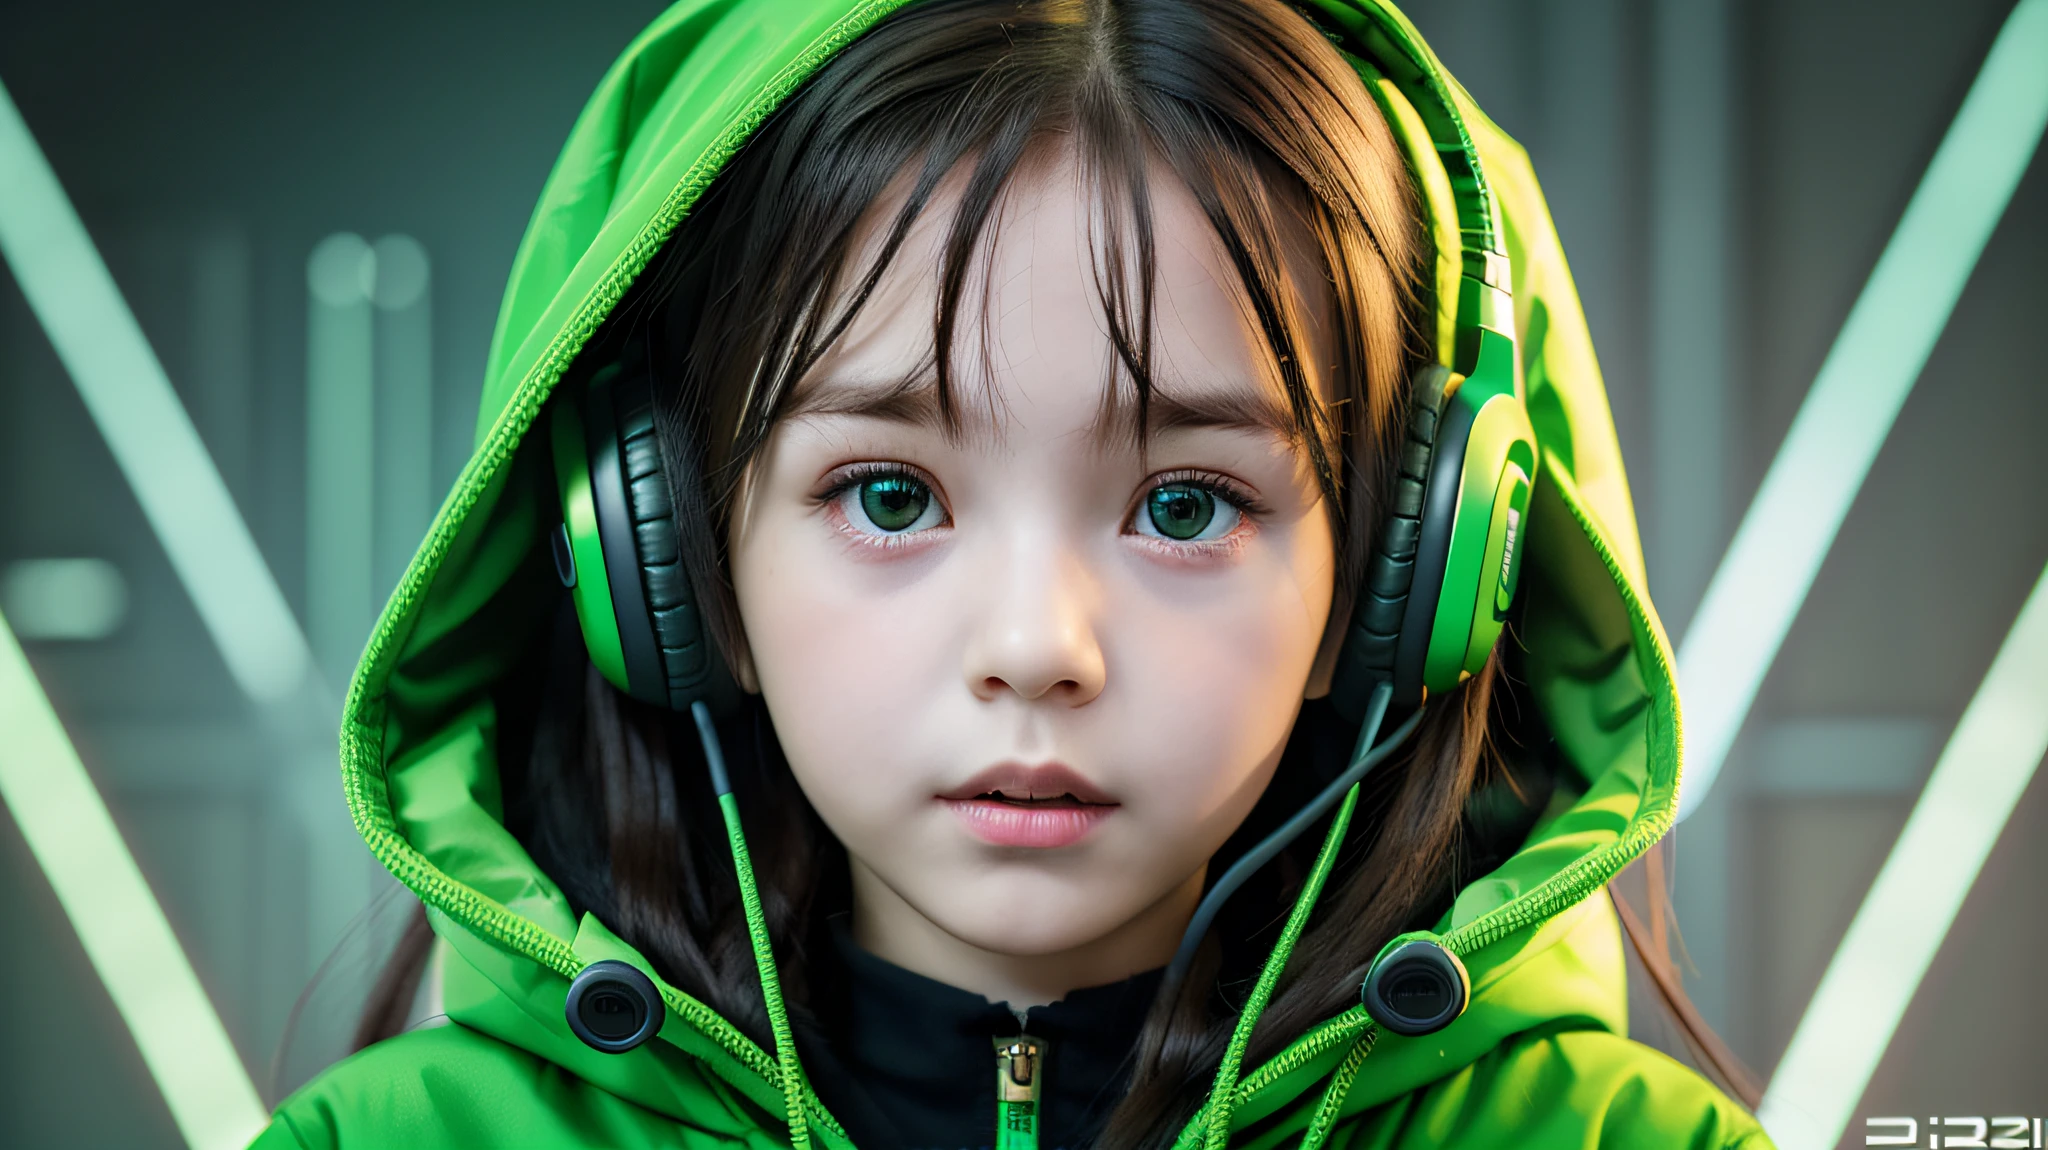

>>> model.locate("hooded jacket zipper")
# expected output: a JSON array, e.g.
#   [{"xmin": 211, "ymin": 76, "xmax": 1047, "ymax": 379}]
[
  {"xmin": 995, "ymin": 1036, "xmax": 1044, "ymax": 1150},
  {"xmin": 319, "ymin": 3, "xmax": 1699, "ymax": 1146}
]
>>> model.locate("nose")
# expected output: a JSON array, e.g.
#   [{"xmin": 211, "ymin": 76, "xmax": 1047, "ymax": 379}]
[{"xmin": 963, "ymin": 537, "xmax": 1106, "ymax": 706}]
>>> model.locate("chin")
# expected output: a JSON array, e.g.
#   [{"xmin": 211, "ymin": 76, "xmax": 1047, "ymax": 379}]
[{"xmin": 918, "ymin": 874, "xmax": 1165, "ymax": 959}]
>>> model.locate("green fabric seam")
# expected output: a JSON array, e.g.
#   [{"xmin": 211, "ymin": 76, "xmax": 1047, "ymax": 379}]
[
  {"xmin": 332, "ymin": 0, "xmax": 1678, "ymax": 1138},
  {"xmin": 1299, "ymin": 1028, "xmax": 1376, "ymax": 1150},
  {"xmin": 1175, "ymin": 457, "xmax": 1679, "ymax": 1140},
  {"xmin": 336, "ymin": 0, "xmax": 919, "ymax": 1110},
  {"xmin": 1201, "ymin": 784, "xmax": 1363, "ymax": 1150},
  {"xmin": 719, "ymin": 790, "xmax": 812, "ymax": 1150}
]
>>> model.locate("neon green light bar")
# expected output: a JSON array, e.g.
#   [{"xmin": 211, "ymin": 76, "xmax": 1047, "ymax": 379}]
[
  {"xmin": 0, "ymin": 611, "xmax": 270, "ymax": 1149},
  {"xmin": 1757, "ymin": 558, "xmax": 2048, "ymax": 1150},
  {"xmin": 1675, "ymin": 0, "xmax": 2048, "ymax": 820},
  {"xmin": 0, "ymin": 78, "xmax": 312, "ymax": 703}
]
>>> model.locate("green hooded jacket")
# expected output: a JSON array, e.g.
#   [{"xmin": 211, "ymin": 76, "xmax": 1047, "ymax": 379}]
[{"xmin": 253, "ymin": 1, "xmax": 1772, "ymax": 1146}]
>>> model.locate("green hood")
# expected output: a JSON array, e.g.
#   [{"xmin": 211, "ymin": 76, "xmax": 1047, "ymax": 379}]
[{"xmin": 265, "ymin": 2, "xmax": 1764, "ymax": 1148}]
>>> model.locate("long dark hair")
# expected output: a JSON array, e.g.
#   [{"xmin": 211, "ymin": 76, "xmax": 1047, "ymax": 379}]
[{"xmin": 369, "ymin": 1, "xmax": 1740, "ymax": 1146}]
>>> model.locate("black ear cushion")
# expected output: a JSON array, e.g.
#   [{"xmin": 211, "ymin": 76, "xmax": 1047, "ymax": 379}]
[
  {"xmin": 1328, "ymin": 364, "xmax": 1452, "ymax": 721},
  {"xmin": 610, "ymin": 375, "xmax": 718, "ymax": 709}
]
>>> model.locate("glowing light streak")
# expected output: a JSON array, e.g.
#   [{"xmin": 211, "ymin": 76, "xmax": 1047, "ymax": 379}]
[
  {"xmin": 0, "ymin": 610, "xmax": 270, "ymax": 1149},
  {"xmin": 0, "ymin": 77, "xmax": 312, "ymax": 703},
  {"xmin": 1757, "ymin": 558, "xmax": 2048, "ymax": 1149},
  {"xmin": 1674, "ymin": 0, "xmax": 2048, "ymax": 820}
]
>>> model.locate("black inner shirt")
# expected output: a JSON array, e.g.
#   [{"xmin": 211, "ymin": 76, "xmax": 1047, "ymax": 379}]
[{"xmin": 802, "ymin": 921, "xmax": 1163, "ymax": 1150}]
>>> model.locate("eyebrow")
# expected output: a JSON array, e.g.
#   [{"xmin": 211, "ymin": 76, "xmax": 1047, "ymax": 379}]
[
  {"xmin": 784, "ymin": 372, "xmax": 1302, "ymax": 444},
  {"xmin": 784, "ymin": 373, "xmax": 950, "ymax": 428},
  {"xmin": 1140, "ymin": 384, "xmax": 1299, "ymax": 439}
]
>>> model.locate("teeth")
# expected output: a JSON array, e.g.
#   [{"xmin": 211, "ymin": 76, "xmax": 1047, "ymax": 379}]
[{"xmin": 981, "ymin": 791, "xmax": 1072, "ymax": 804}]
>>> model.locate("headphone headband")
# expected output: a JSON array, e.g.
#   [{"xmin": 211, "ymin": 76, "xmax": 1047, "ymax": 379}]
[
  {"xmin": 1304, "ymin": 0, "xmax": 1505, "ymax": 256},
  {"xmin": 1308, "ymin": 0, "xmax": 1537, "ymax": 713},
  {"xmin": 1299, "ymin": 1, "xmax": 1517, "ymax": 384},
  {"xmin": 553, "ymin": 0, "xmax": 1537, "ymax": 718}
]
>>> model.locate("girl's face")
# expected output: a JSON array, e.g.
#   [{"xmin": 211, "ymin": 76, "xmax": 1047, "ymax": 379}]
[{"xmin": 729, "ymin": 150, "xmax": 1340, "ymax": 1004}]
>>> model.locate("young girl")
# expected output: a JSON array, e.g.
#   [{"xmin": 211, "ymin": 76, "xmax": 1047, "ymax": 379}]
[{"xmin": 259, "ymin": 0, "xmax": 1769, "ymax": 1146}]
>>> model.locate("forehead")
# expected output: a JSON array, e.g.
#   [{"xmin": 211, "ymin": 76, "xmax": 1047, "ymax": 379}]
[{"xmin": 786, "ymin": 145, "xmax": 1333, "ymax": 446}]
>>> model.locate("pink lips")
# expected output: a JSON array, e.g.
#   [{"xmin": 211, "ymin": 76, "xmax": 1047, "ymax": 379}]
[{"xmin": 939, "ymin": 763, "xmax": 1119, "ymax": 848}]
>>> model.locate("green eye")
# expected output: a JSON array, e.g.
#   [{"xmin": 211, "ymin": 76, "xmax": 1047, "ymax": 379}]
[
  {"xmin": 1144, "ymin": 483, "xmax": 1218, "ymax": 540},
  {"xmin": 855, "ymin": 474, "xmax": 935, "ymax": 533}
]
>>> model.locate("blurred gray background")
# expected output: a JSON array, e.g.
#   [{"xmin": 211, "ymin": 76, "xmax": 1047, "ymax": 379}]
[{"xmin": 1, "ymin": 1, "xmax": 2042, "ymax": 1146}]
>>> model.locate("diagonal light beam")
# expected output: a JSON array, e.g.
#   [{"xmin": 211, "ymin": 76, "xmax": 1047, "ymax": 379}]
[
  {"xmin": 1674, "ymin": 0, "xmax": 2048, "ymax": 821},
  {"xmin": 0, "ymin": 609, "xmax": 270, "ymax": 1150},
  {"xmin": 1756, "ymin": 557, "xmax": 2048, "ymax": 1150},
  {"xmin": 0, "ymin": 76, "xmax": 313, "ymax": 704},
  {"xmin": 0, "ymin": 67, "xmax": 343, "ymax": 1146}
]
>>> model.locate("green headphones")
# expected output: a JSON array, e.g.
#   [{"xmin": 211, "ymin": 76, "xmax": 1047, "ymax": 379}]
[
  {"xmin": 1318, "ymin": 0, "xmax": 1539, "ymax": 719},
  {"xmin": 549, "ymin": 359, "xmax": 741, "ymax": 713},
  {"xmin": 548, "ymin": 0, "xmax": 1536, "ymax": 724}
]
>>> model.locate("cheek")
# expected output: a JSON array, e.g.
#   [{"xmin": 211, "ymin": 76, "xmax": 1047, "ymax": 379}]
[
  {"xmin": 731, "ymin": 516, "xmax": 956, "ymax": 808},
  {"xmin": 1107, "ymin": 527, "xmax": 1336, "ymax": 823}
]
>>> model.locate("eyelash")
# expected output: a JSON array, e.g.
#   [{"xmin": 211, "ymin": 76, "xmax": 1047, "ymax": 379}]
[
  {"xmin": 1140, "ymin": 469, "xmax": 1267, "ymax": 516},
  {"xmin": 811, "ymin": 463, "xmax": 1265, "ymax": 552},
  {"xmin": 815, "ymin": 461, "xmax": 951, "ymax": 547},
  {"xmin": 1125, "ymin": 469, "xmax": 1266, "ymax": 553}
]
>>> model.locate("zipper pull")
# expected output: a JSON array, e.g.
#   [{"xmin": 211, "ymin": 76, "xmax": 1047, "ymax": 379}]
[{"xmin": 994, "ymin": 1037, "xmax": 1043, "ymax": 1150}]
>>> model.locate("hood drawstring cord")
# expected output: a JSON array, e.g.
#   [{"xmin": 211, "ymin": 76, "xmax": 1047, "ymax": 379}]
[
  {"xmin": 1198, "ymin": 778, "xmax": 1361, "ymax": 1150},
  {"xmin": 1297, "ymin": 1027, "xmax": 1376, "ymax": 1150},
  {"xmin": 694, "ymin": 703, "xmax": 813, "ymax": 1150},
  {"xmin": 1195, "ymin": 682, "xmax": 1411, "ymax": 1150},
  {"xmin": 692, "ymin": 682, "xmax": 1412, "ymax": 1150},
  {"xmin": 1166, "ymin": 686, "xmax": 1421, "ymax": 985}
]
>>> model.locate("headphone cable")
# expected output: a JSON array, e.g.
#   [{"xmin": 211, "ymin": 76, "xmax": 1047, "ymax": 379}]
[{"xmin": 1163, "ymin": 681, "xmax": 1425, "ymax": 987}]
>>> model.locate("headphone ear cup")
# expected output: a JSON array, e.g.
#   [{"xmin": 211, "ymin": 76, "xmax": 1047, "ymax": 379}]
[
  {"xmin": 610, "ymin": 375, "xmax": 740, "ymax": 713},
  {"xmin": 1328, "ymin": 364, "xmax": 1452, "ymax": 722},
  {"xmin": 552, "ymin": 353, "xmax": 740, "ymax": 714}
]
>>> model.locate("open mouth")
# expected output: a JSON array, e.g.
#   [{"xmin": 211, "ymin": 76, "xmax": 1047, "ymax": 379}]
[
  {"xmin": 971, "ymin": 789, "xmax": 1104, "ymax": 807},
  {"xmin": 940, "ymin": 765, "xmax": 1119, "ymax": 848},
  {"xmin": 944, "ymin": 794, "xmax": 1116, "ymax": 848}
]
